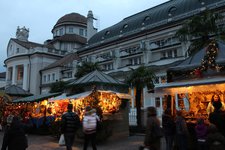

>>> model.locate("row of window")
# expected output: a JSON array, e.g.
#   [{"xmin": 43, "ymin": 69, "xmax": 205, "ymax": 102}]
[
  {"xmin": 43, "ymin": 73, "xmax": 55, "ymax": 83},
  {"xmin": 54, "ymin": 27, "xmax": 87, "ymax": 37}
]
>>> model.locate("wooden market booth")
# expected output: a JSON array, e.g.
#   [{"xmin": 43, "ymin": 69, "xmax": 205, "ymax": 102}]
[
  {"xmin": 64, "ymin": 70, "xmax": 132, "ymax": 140},
  {"xmin": 155, "ymin": 40, "xmax": 225, "ymax": 121},
  {"xmin": 11, "ymin": 92, "xmax": 61, "ymax": 130}
]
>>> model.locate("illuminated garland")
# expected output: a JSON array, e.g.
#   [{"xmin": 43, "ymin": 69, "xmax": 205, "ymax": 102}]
[{"xmin": 190, "ymin": 40, "xmax": 223, "ymax": 77}]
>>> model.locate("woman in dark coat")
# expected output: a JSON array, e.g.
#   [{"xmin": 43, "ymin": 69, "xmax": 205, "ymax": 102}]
[
  {"xmin": 162, "ymin": 109, "xmax": 176, "ymax": 150},
  {"xmin": 144, "ymin": 106, "xmax": 162, "ymax": 150},
  {"xmin": 1, "ymin": 116, "xmax": 28, "ymax": 150}
]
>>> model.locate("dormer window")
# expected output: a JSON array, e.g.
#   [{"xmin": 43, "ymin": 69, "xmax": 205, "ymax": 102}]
[
  {"xmin": 168, "ymin": 6, "xmax": 177, "ymax": 17},
  {"xmin": 198, "ymin": 0, "xmax": 205, "ymax": 5},
  {"xmin": 105, "ymin": 31, "xmax": 110, "ymax": 36},
  {"xmin": 142, "ymin": 16, "xmax": 150, "ymax": 25},
  {"xmin": 123, "ymin": 24, "xmax": 128, "ymax": 29}
]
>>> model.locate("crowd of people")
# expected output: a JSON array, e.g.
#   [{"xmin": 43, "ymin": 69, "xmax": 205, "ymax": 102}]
[
  {"xmin": 142, "ymin": 94, "xmax": 225, "ymax": 150},
  {"xmin": 1, "ymin": 94, "xmax": 225, "ymax": 150}
]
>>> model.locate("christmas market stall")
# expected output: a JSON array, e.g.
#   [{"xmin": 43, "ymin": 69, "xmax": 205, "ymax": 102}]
[
  {"xmin": 64, "ymin": 70, "xmax": 131, "ymax": 140},
  {"xmin": 48, "ymin": 88, "xmax": 132, "ymax": 140},
  {"xmin": 0, "ymin": 91, "xmax": 12, "ymax": 128},
  {"xmin": 10, "ymin": 92, "xmax": 61, "ymax": 132},
  {"xmin": 155, "ymin": 40, "xmax": 225, "ymax": 120}
]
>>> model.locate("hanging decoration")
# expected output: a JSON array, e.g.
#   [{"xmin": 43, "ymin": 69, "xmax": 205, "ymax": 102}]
[{"xmin": 190, "ymin": 40, "xmax": 223, "ymax": 77}]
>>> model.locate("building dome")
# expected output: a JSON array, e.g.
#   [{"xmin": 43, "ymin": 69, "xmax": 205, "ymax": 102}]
[{"xmin": 52, "ymin": 13, "xmax": 87, "ymax": 31}]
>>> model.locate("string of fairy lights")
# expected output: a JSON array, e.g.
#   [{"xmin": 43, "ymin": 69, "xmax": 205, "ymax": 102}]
[{"xmin": 190, "ymin": 40, "xmax": 223, "ymax": 77}]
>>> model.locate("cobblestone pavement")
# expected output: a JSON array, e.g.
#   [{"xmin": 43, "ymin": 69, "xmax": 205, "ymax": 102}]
[{"xmin": 0, "ymin": 132, "xmax": 145, "ymax": 150}]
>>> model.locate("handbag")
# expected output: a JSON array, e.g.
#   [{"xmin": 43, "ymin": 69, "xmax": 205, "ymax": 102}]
[{"xmin": 58, "ymin": 134, "xmax": 65, "ymax": 146}]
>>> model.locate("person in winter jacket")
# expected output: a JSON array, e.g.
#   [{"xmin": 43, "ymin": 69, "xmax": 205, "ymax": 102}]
[
  {"xmin": 195, "ymin": 118, "xmax": 208, "ymax": 150},
  {"xmin": 205, "ymin": 124, "xmax": 225, "ymax": 150},
  {"xmin": 1, "ymin": 116, "xmax": 28, "ymax": 150},
  {"xmin": 144, "ymin": 106, "xmax": 162, "ymax": 150},
  {"xmin": 61, "ymin": 103, "xmax": 81, "ymax": 150},
  {"xmin": 162, "ymin": 109, "xmax": 176, "ymax": 150},
  {"xmin": 83, "ymin": 106, "xmax": 100, "ymax": 150},
  {"xmin": 175, "ymin": 110, "xmax": 189, "ymax": 150}
]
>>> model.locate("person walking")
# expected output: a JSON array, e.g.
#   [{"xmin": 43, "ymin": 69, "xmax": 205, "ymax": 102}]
[
  {"xmin": 1, "ymin": 116, "xmax": 28, "ymax": 150},
  {"xmin": 175, "ymin": 110, "xmax": 189, "ymax": 150},
  {"xmin": 162, "ymin": 109, "xmax": 176, "ymax": 150},
  {"xmin": 195, "ymin": 118, "xmax": 207, "ymax": 150},
  {"xmin": 82, "ymin": 106, "xmax": 99, "ymax": 150},
  {"xmin": 205, "ymin": 123, "xmax": 225, "ymax": 150},
  {"xmin": 61, "ymin": 103, "xmax": 81, "ymax": 150},
  {"xmin": 144, "ymin": 106, "xmax": 162, "ymax": 150}
]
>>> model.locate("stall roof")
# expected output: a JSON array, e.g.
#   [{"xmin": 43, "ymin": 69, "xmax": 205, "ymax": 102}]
[
  {"xmin": 155, "ymin": 76, "xmax": 225, "ymax": 94},
  {"xmin": 5, "ymin": 85, "xmax": 33, "ymax": 96},
  {"xmin": 67, "ymin": 91, "xmax": 92, "ymax": 100},
  {"xmin": 69, "ymin": 70, "xmax": 126, "ymax": 86},
  {"xmin": 49, "ymin": 90, "xmax": 132, "ymax": 102},
  {"xmin": 48, "ymin": 93, "xmax": 68, "ymax": 102},
  {"xmin": 13, "ymin": 92, "xmax": 62, "ymax": 103}
]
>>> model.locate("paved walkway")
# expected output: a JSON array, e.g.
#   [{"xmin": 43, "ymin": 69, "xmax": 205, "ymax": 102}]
[{"xmin": 0, "ymin": 132, "xmax": 146, "ymax": 150}]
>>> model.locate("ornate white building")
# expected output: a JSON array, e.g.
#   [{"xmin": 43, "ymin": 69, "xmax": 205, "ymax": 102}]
[
  {"xmin": 4, "ymin": 0, "xmax": 225, "ymax": 122},
  {"xmin": 5, "ymin": 11, "xmax": 97, "ymax": 94}
]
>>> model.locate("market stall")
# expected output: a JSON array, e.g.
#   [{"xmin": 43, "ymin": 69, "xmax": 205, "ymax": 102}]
[
  {"xmin": 9, "ymin": 92, "xmax": 61, "ymax": 129},
  {"xmin": 156, "ymin": 40, "xmax": 225, "ymax": 122}
]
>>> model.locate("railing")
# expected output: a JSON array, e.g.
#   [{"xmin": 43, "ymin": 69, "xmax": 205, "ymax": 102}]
[{"xmin": 129, "ymin": 108, "xmax": 137, "ymax": 126}]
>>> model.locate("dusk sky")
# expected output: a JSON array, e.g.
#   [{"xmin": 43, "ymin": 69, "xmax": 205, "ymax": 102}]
[{"xmin": 0, "ymin": 0, "xmax": 168, "ymax": 72}]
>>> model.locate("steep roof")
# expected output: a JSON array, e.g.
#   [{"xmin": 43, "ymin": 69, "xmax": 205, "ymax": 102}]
[
  {"xmin": 11, "ymin": 38, "xmax": 43, "ymax": 49},
  {"xmin": 50, "ymin": 34, "xmax": 87, "ymax": 44},
  {"xmin": 81, "ymin": 0, "xmax": 224, "ymax": 51},
  {"xmin": 69, "ymin": 70, "xmax": 126, "ymax": 86},
  {"xmin": 42, "ymin": 53, "xmax": 80, "ymax": 71},
  {"xmin": 5, "ymin": 85, "xmax": 33, "ymax": 96}
]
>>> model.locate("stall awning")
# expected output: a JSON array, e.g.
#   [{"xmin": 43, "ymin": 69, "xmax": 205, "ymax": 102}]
[
  {"xmin": 98, "ymin": 90, "xmax": 133, "ymax": 99},
  {"xmin": 48, "ymin": 93, "xmax": 68, "ymax": 102},
  {"xmin": 13, "ymin": 92, "xmax": 62, "ymax": 103},
  {"xmin": 66, "ymin": 91, "xmax": 92, "ymax": 100},
  {"xmin": 155, "ymin": 76, "xmax": 225, "ymax": 94}
]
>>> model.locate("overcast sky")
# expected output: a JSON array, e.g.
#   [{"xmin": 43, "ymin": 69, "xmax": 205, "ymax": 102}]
[{"xmin": 0, "ymin": 0, "xmax": 168, "ymax": 72}]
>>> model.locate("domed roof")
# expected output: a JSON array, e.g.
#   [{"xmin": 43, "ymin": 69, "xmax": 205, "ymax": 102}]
[{"xmin": 53, "ymin": 13, "xmax": 87, "ymax": 29}]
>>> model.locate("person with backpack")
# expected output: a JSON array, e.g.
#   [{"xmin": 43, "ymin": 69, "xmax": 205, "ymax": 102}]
[
  {"xmin": 82, "ymin": 106, "xmax": 100, "ymax": 150},
  {"xmin": 61, "ymin": 103, "xmax": 81, "ymax": 150}
]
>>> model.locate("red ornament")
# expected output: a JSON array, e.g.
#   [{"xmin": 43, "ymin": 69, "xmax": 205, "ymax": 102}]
[{"xmin": 194, "ymin": 69, "xmax": 202, "ymax": 78}]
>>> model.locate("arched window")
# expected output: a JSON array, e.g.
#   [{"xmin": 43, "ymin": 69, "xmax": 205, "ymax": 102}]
[
  {"xmin": 168, "ymin": 6, "xmax": 177, "ymax": 17},
  {"xmin": 142, "ymin": 16, "xmax": 150, "ymax": 25}
]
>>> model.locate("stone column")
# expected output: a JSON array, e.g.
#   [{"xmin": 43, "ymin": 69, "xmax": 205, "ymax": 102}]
[
  {"xmin": 23, "ymin": 64, "xmax": 28, "ymax": 90},
  {"xmin": 12, "ymin": 65, "xmax": 17, "ymax": 85}
]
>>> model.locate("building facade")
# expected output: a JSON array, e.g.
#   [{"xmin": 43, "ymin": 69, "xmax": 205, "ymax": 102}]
[
  {"xmin": 4, "ymin": 0, "xmax": 225, "ymax": 123},
  {"xmin": 5, "ymin": 11, "xmax": 96, "ymax": 95}
]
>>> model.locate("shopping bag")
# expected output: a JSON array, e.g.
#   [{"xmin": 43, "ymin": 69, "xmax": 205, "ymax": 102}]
[{"xmin": 58, "ymin": 134, "xmax": 65, "ymax": 146}]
